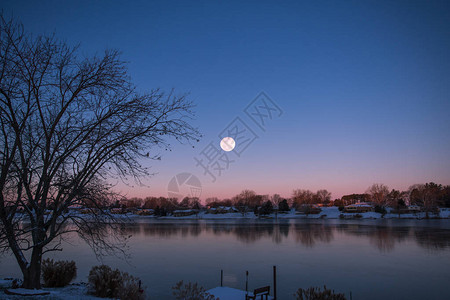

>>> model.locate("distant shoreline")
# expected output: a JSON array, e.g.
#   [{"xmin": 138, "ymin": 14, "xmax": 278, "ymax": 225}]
[{"xmin": 129, "ymin": 207, "xmax": 450, "ymax": 221}]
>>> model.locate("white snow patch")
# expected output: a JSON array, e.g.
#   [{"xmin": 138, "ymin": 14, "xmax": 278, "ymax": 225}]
[
  {"xmin": 1, "ymin": 283, "xmax": 110, "ymax": 300},
  {"xmin": 0, "ymin": 279, "xmax": 14, "ymax": 289}
]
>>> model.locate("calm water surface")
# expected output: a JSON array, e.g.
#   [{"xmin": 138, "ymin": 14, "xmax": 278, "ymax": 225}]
[{"xmin": 1, "ymin": 219, "xmax": 450, "ymax": 299}]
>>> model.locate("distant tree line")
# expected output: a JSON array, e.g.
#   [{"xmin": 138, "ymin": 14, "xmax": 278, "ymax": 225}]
[{"xmin": 110, "ymin": 182, "xmax": 450, "ymax": 215}]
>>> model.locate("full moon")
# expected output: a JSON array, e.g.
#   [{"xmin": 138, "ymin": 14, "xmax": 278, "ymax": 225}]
[{"xmin": 220, "ymin": 137, "xmax": 236, "ymax": 152}]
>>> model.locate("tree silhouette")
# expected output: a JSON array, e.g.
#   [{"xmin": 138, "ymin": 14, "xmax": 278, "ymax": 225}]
[
  {"xmin": 292, "ymin": 189, "xmax": 314, "ymax": 208},
  {"xmin": 0, "ymin": 16, "xmax": 199, "ymax": 289},
  {"xmin": 278, "ymin": 199, "xmax": 290, "ymax": 212},
  {"xmin": 366, "ymin": 184, "xmax": 389, "ymax": 206},
  {"xmin": 259, "ymin": 200, "xmax": 274, "ymax": 215},
  {"xmin": 408, "ymin": 183, "xmax": 442, "ymax": 218}
]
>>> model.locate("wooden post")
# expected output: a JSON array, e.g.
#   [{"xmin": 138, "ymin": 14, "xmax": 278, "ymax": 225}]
[
  {"xmin": 221, "ymin": 269, "xmax": 223, "ymax": 287},
  {"xmin": 273, "ymin": 266, "xmax": 277, "ymax": 300},
  {"xmin": 246, "ymin": 271, "xmax": 249, "ymax": 294}
]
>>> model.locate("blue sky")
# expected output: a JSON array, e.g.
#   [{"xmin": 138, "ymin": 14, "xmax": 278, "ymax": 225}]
[{"xmin": 3, "ymin": 0, "xmax": 450, "ymax": 199}]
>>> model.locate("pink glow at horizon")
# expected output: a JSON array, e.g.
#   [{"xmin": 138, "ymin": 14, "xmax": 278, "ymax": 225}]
[
  {"xmin": 117, "ymin": 173, "xmax": 450, "ymax": 202},
  {"xmin": 116, "ymin": 134, "xmax": 450, "ymax": 203}
]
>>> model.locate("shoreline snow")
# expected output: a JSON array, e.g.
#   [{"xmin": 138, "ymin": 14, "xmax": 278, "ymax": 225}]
[
  {"xmin": 0, "ymin": 282, "xmax": 109, "ymax": 300},
  {"xmin": 134, "ymin": 207, "xmax": 450, "ymax": 221},
  {"xmin": 13, "ymin": 207, "xmax": 450, "ymax": 222}
]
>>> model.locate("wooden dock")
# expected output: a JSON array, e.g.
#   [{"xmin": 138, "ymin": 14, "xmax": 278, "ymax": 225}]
[
  {"xmin": 208, "ymin": 266, "xmax": 277, "ymax": 299},
  {"xmin": 207, "ymin": 287, "xmax": 274, "ymax": 300}
]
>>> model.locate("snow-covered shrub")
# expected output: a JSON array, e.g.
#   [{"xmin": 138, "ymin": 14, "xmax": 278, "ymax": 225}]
[
  {"xmin": 294, "ymin": 285, "xmax": 347, "ymax": 300},
  {"xmin": 172, "ymin": 280, "xmax": 218, "ymax": 300},
  {"xmin": 118, "ymin": 272, "xmax": 145, "ymax": 300},
  {"xmin": 88, "ymin": 265, "xmax": 144, "ymax": 300},
  {"xmin": 88, "ymin": 265, "xmax": 121, "ymax": 298},
  {"xmin": 41, "ymin": 258, "xmax": 77, "ymax": 287}
]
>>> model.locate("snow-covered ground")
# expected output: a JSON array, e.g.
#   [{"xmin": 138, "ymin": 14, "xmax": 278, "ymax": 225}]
[
  {"xmin": 0, "ymin": 281, "xmax": 107, "ymax": 300},
  {"xmin": 143, "ymin": 207, "xmax": 450, "ymax": 220},
  {"xmin": 14, "ymin": 207, "xmax": 450, "ymax": 222},
  {"xmin": 0, "ymin": 279, "xmax": 14, "ymax": 289}
]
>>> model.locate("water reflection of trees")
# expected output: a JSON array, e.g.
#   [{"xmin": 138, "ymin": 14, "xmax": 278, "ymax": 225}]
[
  {"xmin": 142, "ymin": 224, "xmax": 195, "ymax": 238},
  {"xmin": 117, "ymin": 222, "xmax": 450, "ymax": 252},
  {"xmin": 414, "ymin": 228, "xmax": 450, "ymax": 250},
  {"xmin": 119, "ymin": 222, "xmax": 293, "ymax": 244},
  {"xmin": 232, "ymin": 224, "xmax": 275, "ymax": 244},
  {"xmin": 292, "ymin": 224, "xmax": 334, "ymax": 247},
  {"xmin": 336, "ymin": 224, "xmax": 450, "ymax": 252},
  {"xmin": 336, "ymin": 224, "xmax": 411, "ymax": 252}
]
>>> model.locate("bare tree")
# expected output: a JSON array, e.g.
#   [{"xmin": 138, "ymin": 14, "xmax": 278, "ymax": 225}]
[
  {"xmin": 315, "ymin": 189, "xmax": 331, "ymax": 205},
  {"xmin": 0, "ymin": 16, "xmax": 199, "ymax": 289},
  {"xmin": 232, "ymin": 189, "xmax": 258, "ymax": 215},
  {"xmin": 366, "ymin": 184, "xmax": 389, "ymax": 206},
  {"xmin": 292, "ymin": 189, "xmax": 314, "ymax": 208},
  {"xmin": 271, "ymin": 193, "xmax": 282, "ymax": 207},
  {"xmin": 408, "ymin": 183, "xmax": 442, "ymax": 218},
  {"xmin": 205, "ymin": 197, "xmax": 219, "ymax": 205}
]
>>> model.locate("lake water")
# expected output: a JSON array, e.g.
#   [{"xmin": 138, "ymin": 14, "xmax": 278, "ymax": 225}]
[{"xmin": 1, "ymin": 219, "xmax": 450, "ymax": 299}]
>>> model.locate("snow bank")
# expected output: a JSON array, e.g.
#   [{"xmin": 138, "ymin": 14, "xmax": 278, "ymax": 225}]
[
  {"xmin": 14, "ymin": 206, "xmax": 450, "ymax": 222},
  {"xmin": 0, "ymin": 279, "xmax": 14, "ymax": 289},
  {"xmin": 1, "ymin": 283, "xmax": 109, "ymax": 300},
  {"xmin": 136, "ymin": 206, "xmax": 450, "ymax": 220},
  {"xmin": 5, "ymin": 288, "xmax": 50, "ymax": 296}
]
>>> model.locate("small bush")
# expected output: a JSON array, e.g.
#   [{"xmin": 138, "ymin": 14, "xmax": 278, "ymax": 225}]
[
  {"xmin": 295, "ymin": 285, "xmax": 347, "ymax": 300},
  {"xmin": 88, "ymin": 265, "xmax": 144, "ymax": 300},
  {"xmin": 41, "ymin": 258, "xmax": 77, "ymax": 287},
  {"xmin": 172, "ymin": 280, "xmax": 218, "ymax": 300},
  {"xmin": 118, "ymin": 272, "xmax": 145, "ymax": 300}
]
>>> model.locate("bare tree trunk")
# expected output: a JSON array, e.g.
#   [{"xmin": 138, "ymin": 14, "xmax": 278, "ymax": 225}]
[{"xmin": 22, "ymin": 246, "xmax": 43, "ymax": 289}]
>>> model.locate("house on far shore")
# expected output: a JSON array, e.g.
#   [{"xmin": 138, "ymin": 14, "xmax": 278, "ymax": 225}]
[
  {"xmin": 344, "ymin": 203, "xmax": 373, "ymax": 213},
  {"xmin": 172, "ymin": 209, "xmax": 198, "ymax": 217},
  {"xmin": 406, "ymin": 205, "xmax": 422, "ymax": 213},
  {"xmin": 207, "ymin": 206, "xmax": 239, "ymax": 214},
  {"xmin": 135, "ymin": 209, "xmax": 154, "ymax": 216},
  {"xmin": 295, "ymin": 204, "xmax": 322, "ymax": 214},
  {"xmin": 110, "ymin": 207, "xmax": 126, "ymax": 214}
]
